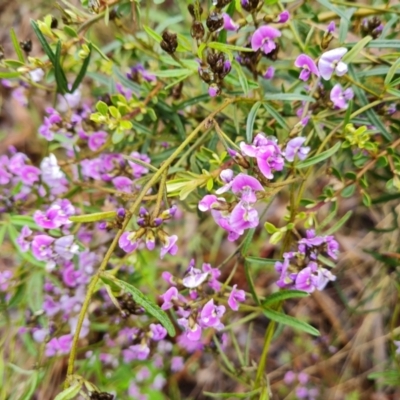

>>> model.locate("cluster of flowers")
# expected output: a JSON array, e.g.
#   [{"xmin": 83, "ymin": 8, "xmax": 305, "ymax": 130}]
[
  {"xmin": 119, "ymin": 205, "xmax": 178, "ymax": 259},
  {"xmin": 160, "ymin": 260, "xmax": 245, "ymax": 347},
  {"xmin": 283, "ymin": 371, "xmax": 319, "ymax": 400},
  {"xmin": 199, "ymin": 133, "xmax": 310, "ymax": 241},
  {"xmin": 274, "ymin": 229, "xmax": 339, "ymax": 293}
]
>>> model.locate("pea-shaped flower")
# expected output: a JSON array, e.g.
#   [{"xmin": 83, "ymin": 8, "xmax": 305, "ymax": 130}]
[
  {"xmin": 251, "ymin": 25, "xmax": 281, "ymax": 55},
  {"xmin": 318, "ymin": 47, "xmax": 348, "ymax": 80}
]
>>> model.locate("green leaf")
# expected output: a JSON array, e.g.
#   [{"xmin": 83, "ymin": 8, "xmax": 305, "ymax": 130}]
[
  {"xmin": 324, "ymin": 210, "xmax": 353, "ymax": 235},
  {"xmin": 246, "ymin": 101, "xmax": 262, "ymax": 143},
  {"xmin": 101, "ymin": 273, "xmax": 176, "ymax": 336},
  {"xmin": 63, "ymin": 25, "xmax": 78, "ymax": 38},
  {"xmin": 342, "ymin": 35, "xmax": 372, "ymax": 64},
  {"xmin": 262, "ymin": 103, "xmax": 289, "ymax": 129},
  {"xmin": 241, "ymin": 228, "xmax": 255, "ymax": 256},
  {"xmin": 0, "ymin": 71, "xmax": 21, "ymax": 79},
  {"xmin": 203, "ymin": 389, "xmax": 262, "ymax": 398},
  {"xmin": 317, "ymin": 0, "xmax": 348, "ymax": 21},
  {"xmin": 385, "ymin": 57, "xmax": 400, "ymax": 87},
  {"xmin": 96, "ymin": 101, "xmax": 108, "ymax": 116},
  {"xmin": 54, "ymin": 41, "xmax": 68, "ymax": 94},
  {"xmin": 263, "ymin": 290, "xmax": 309, "ymax": 306},
  {"xmin": 151, "ymin": 69, "xmax": 193, "ymax": 78},
  {"xmin": 367, "ymin": 40, "xmax": 400, "ymax": 49},
  {"xmin": 244, "ymin": 261, "xmax": 260, "ymax": 306},
  {"xmin": 208, "ymin": 42, "xmax": 255, "ymax": 54},
  {"xmin": 143, "ymin": 25, "xmax": 162, "ymax": 43},
  {"xmin": 245, "ymin": 256, "xmax": 280, "ymax": 267},
  {"xmin": 175, "ymin": 94, "xmax": 210, "ymax": 110},
  {"xmin": 232, "ymin": 60, "xmax": 248, "ymax": 95},
  {"xmin": 71, "ymin": 43, "xmax": 92, "ymax": 92},
  {"xmin": 262, "ymin": 308, "xmax": 320, "ymax": 336},
  {"xmin": 296, "ymin": 141, "xmax": 341, "ymax": 169},
  {"xmin": 10, "ymin": 28, "xmax": 25, "ymax": 63},
  {"xmin": 54, "ymin": 383, "xmax": 82, "ymax": 400},
  {"xmin": 30, "ymin": 20, "xmax": 55, "ymax": 64},
  {"xmin": 263, "ymin": 93, "xmax": 315, "ymax": 102},
  {"xmin": 338, "ymin": 8, "xmax": 355, "ymax": 44},
  {"xmin": 20, "ymin": 372, "xmax": 40, "ymax": 400},
  {"xmin": 69, "ymin": 211, "xmax": 117, "ymax": 223},
  {"xmin": 349, "ymin": 65, "xmax": 392, "ymax": 141}
]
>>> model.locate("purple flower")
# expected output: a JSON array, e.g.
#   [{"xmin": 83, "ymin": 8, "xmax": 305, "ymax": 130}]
[
  {"xmin": 123, "ymin": 344, "xmax": 150, "ymax": 362},
  {"xmin": 200, "ymin": 299, "xmax": 225, "ymax": 329},
  {"xmin": 149, "ymin": 324, "xmax": 167, "ymax": 341},
  {"xmin": 284, "ymin": 371, "xmax": 297, "ymax": 384},
  {"xmin": 160, "ymin": 287, "xmax": 180, "ymax": 310},
  {"xmin": 294, "ymin": 54, "xmax": 320, "ymax": 81},
  {"xmin": 119, "ymin": 232, "xmax": 139, "ymax": 253},
  {"xmin": 202, "ymin": 263, "xmax": 221, "ymax": 291},
  {"xmin": 229, "ymin": 202, "xmax": 259, "ymax": 235},
  {"xmin": 182, "ymin": 266, "xmax": 209, "ymax": 289},
  {"xmin": 316, "ymin": 267, "xmax": 336, "ymax": 290},
  {"xmin": 327, "ymin": 21, "xmax": 336, "ymax": 34},
  {"xmin": 128, "ymin": 64, "xmax": 156, "ymax": 83},
  {"xmin": 159, "ymin": 234, "xmax": 178, "ymax": 259},
  {"xmin": 276, "ymin": 11, "xmax": 290, "ymax": 23},
  {"xmin": 228, "ymin": 284, "xmax": 246, "ymax": 311},
  {"xmin": 113, "ymin": 176, "xmax": 133, "ymax": 192},
  {"xmin": 240, "ymin": 133, "xmax": 284, "ymax": 180},
  {"xmin": 0, "ymin": 270, "xmax": 12, "ymax": 291},
  {"xmin": 45, "ymin": 334, "xmax": 72, "ymax": 357},
  {"xmin": 57, "ymin": 88, "xmax": 81, "ymax": 112},
  {"xmin": 128, "ymin": 151, "xmax": 151, "ymax": 178},
  {"xmin": 295, "ymin": 263, "xmax": 318, "ymax": 292},
  {"xmin": 31, "ymin": 235, "xmax": 55, "ymax": 261},
  {"xmin": 251, "ymin": 26, "xmax": 281, "ymax": 54},
  {"xmin": 17, "ymin": 226, "xmax": 32, "ymax": 252},
  {"xmin": 231, "ymin": 173, "xmax": 264, "ymax": 203},
  {"xmin": 330, "ymin": 84, "xmax": 354, "ymax": 109},
  {"xmin": 284, "ymin": 137, "xmax": 310, "ymax": 162},
  {"xmin": 178, "ymin": 318, "xmax": 202, "ymax": 341},
  {"xmin": 19, "ymin": 165, "xmax": 41, "ymax": 185},
  {"xmin": 53, "ymin": 235, "xmax": 79, "ymax": 260},
  {"xmin": 263, "ymin": 66, "xmax": 275, "ymax": 80},
  {"xmin": 171, "ymin": 356, "xmax": 185, "ymax": 372},
  {"xmin": 222, "ymin": 13, "xmax": 239, "ymax": 31},
  {"xmin": 88, "ymin": 131, "xmax": 108, "ymax": 151},
  {"xmin": 208, "ymin": 84, "xmax": 220, "ymax": 97},
  {"xmin": 318, "ymin": 47, "xmax": 348, "ymax": 80}
]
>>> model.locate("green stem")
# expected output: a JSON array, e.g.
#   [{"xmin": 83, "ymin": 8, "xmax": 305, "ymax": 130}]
[{"xmin": 64, "ymin": 98, "xmax": 235, "ymax": 386}]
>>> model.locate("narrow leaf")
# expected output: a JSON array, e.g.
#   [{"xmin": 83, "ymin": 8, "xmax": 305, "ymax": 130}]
[
  {"xmin": 263, "ymin": 290, "xmax": 309, "ymax": 306},
  {"xmin": 54, "ymin": 383, "xmax": 82, "ymax": 400},
  {"xmin": 264, "ymin": 93, "xmax": 315, "ymax": 102},
  {"xmin": 338, "ymin": 8, "xmax": 356, "ymax": 44},
  {"xmin": 342, "ymin": 35, "xmax": 372, "ymax": 64},
  {"xmin": 0, "ymin": 71, "xmax": 21, "ymax": 79},
  {"xmin": 246, "ymin": 101, "xmax": 262, "ymax": 143},
  {"xmin": 385, "ymin": 57, "xmax": 400, "ymax": 87},
  {"xmin": 244, "ymin": 261, "xmax": 260, "ymax": 306},
  {"xmin": 232, "ymin": 60, "xmax": 248, "ymax": 95},
  {"xmin": 324, "ymin": 210, "xmax": 353, "ymax": 235},
  {"xmin": 10, "ymin": 28, "xmax": 25, "ymax": 62},
  {"xmin": 263, "ymin": 308, "xmax": 320, "ymax": 336},
  {"xmin": 54, "ymin": 41, "xmax": 68, "ymax": 94},
  {"xmin": 143, "ymin": 25, "xmax": 162, "ymax": 43},
  {"xmin": 262, "ymin": 103, "xmax": 289, "ymax": 129},
  {"xmin": 30, "ymin": 20, "xmax": 55, "ymax": 64},
  {"xmin": 245, "ymin": 256, "xmax": 279, "ymax": 267},
  {"xmin": 69, "ymin": 211, "xmax": 117, "ymax": 223},
  {"xmin": 317, "ymin": 0, "xmax": 349, "ymax": 21},
  {"xmin": 71, "ymin": 43, "xmax": 92, "ymax": 92},
  {"xmin": 296, "ymin": 141, "xmax": 341, "ymax": 169},
  {"xmin": 101, "ymin": 273, "xmax": 176, "ymax": 336}
]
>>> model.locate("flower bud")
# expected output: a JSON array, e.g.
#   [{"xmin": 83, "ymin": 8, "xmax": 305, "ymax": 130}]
[
  {"xmin": 213, "ymin": 0, "xmax": 232, "ymax": 8},
  {"xmin": 206, "ymin": 12, "xmax": 224, "ymax": 33},
  {"xmin": 188, "ymin": 4, "xmax": 203, "ymax": 18},
  {"xmin": 160, "ymin": 30, "xmax": 178, "ymax": 54},
  {"xmin": 191, "ymin": 21, "xmax": 205, "ymax": 39}
]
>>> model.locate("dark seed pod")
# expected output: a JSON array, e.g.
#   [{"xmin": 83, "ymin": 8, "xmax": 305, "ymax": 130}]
[
  {"xmin": 206, "ymin": 12, "xmax": 224, "ymax": 33},
  {"xmin": 241, "ymin": 0, "xmax": 260, "ymax": 12},
  {"xmin": 198, "ymin": 67, "xmax": 213, "ymax": 83},
  {"xmin": 160, "ymin": 30, "xmax": 178, "ymax": 54},
  {"xmin": 90, "ymin": 392, "xmax": 114, "ymax": 400},
  {"xmin": 188, "ymin": 4, "xmax": 203, "ymax": 18},
  {"xmin": 191, "ymin": 21, "xmax": 205, "ymax": 39},
  {"xmin": 51, "ymin": 16, "xmax": 58, "ymax": 29},
  {"xmin": 20, "ymin": 40, "xmax": 32, "ymax": 53},
  {"xmin": 214, "ymin": 0, "xmax": 232, "ymax": 8}
]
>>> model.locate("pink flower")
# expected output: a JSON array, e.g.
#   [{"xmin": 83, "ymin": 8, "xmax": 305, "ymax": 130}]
[
  {"xmin": 177, "ymin": 317, "xmax": 202, "ymax": 341},
  {"xmin": 330, "ymin": 84, "xmax": 354, "ymax": 109},
  {"xmin": 251, "ymin": 26, "xmax": 281, "ymax": 55},
  {"xmin": 159, "ymin": 234, "xmax": 178, "ymax": 259},
  {"xmin": 119, "ymin": 231, "xmax": 139, "ymax": 253},
  {"xmin": 149, "ymin": 323, "xmax": 167, "ymax": 341},
  {"xmin": 263, "ymin": 66, "xmax": 275, "ymax": 80},
  {"xmin": 88, "ymin": 131, "xmax": 108, "ymax": 151},
  {"xmin": 123, "ymin": 343, "xmax": 150, "ymax": 361},
  {"xmin": 222, "ymin": 13, "xmax": 239, "ymax": 31},
  {"xmin": 228, "ymin": 285, "xmax": 246, "ymax": 311},
  {"xmin": 295, "ymin": 54, "xmax": 320, "ymax": 81},
  {"xmin": 199, "ymin": 299, "xmax": 225, "ymax": 329},
  {"xmin": 284, "ymin": 137, "xmax": 310, "ymax": 162}
]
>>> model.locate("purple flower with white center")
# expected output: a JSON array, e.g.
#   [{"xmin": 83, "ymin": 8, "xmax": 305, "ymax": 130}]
[
  {"xmin": 294, "ymin": 262, "xmax": 318, "ymax": 292},
  {"xmin": 294, "ymin": 54, "xmax": 320, "ymax": 81},
  {"xmin": 31, "ymin": 235, "xmax": 55, "ymax": 261},
  {"xmin": 88, "ymin": 131, "xmax": 108, "ymax": 151},
  {"xmin": 202, "ymin": 263, "xmax": 221, "ymax": 291},
  {"xmin": 251, "ymin": 26, "xmax": 281, "ymax": 55},
  {"xmin": 40, "ymin": 154, "xmax": 68, "ymax": 196},
  {"xmin": 149, "ymin": 323, "xmax": 167, "ymax": 341},
  {"xmin": 34, "ymin": 207, "xmax": 64, "ymax": 230},
  {"xmin": 330, "ymin": 84, "xmax": 354, "ymax": 109},
  {"xmin": 316, "ymin": 267, "xmax": 336, "ymax": 290},
  {"xmin": 123, "ymin": 344, "xmax": 150, "ymax": 362},
  {"xmin": 228, "ymin": 284, "xmax": 246, "ymax": 311},
  {"xmin": 53, "ymin": 235, "xmax": 79, "ymax": 260},
  {"xmin": 231, "ymin": 173, "xmax": 264, "ymax": 203},
  {"xmin": 182, "ymin": 266, "xmax": 209, "ymax": 289},
  {"xmin": 160, "ymin": 234, "xmax": 178, "ymax": 259},
  {"xmin": 284, "ymin": 137, "xmax": 310, "ymax": 162},
  {"xmin": 263, "ymin": 66, "xmax": 275, "ymax": 80},
  {"xmin": 119, "ymin": 231, "xmax": 139, "ymax": 253},
  {"xmin": 178, "ymin": 318, "xmax": 202, "ymax": 341},
  {"xmin": 17, "ymin": 225, "xmax": 32, "ymax": 252},
  {"xmin": 276, "ymin": 10, "xmax": 290, "ymax": 23},
  {"xmin": 160, "ymin": 287, "xmax": 180, "ymax": 310},
  {"xmin": 240, "ymin": 133, "xmax": 284, "ymax": 180},
  {"xmin": 229, "ymin": 202, "xmax": 259, "ymax": 235},
  {"xmin": 200, "ymin": 299, "xmax": 225, "ymax": 329},
  {"xmin": 222, "ymin": 13, "xmax": 239, "ymax": 31},
  {"xmin": 318, "ymin": 47, "xmax": 348, "ymax": 80},
  {"xmin": 327, "ymin": 21, "xmax": 335, "ymax": 33}
]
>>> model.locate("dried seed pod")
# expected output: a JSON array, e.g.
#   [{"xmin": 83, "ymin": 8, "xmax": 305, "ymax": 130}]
[
  {"xmin": 241, "ymin": 0, "xmax": 261, "ymax": 12},
  {"xmin": 160, "ymin": 30, "xmax": 178, "ymax": 54},
  {"xmin": 188, "ymin": 4, "xmax": 203, "ymax": 18},
  {"xmin": 206, "ymin": 12, "xmax": 224, "ymax": 33},
  {"xmin": 191, "ymin": 21, "xmax": 205, "ymax": 39},
  {"xmin": 213, "ymin": 0, "xmax": 232, "ymax": 8},
  {"xmin": 20, "ymin": 40, "xmax": 32, "ymax": 53}
]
